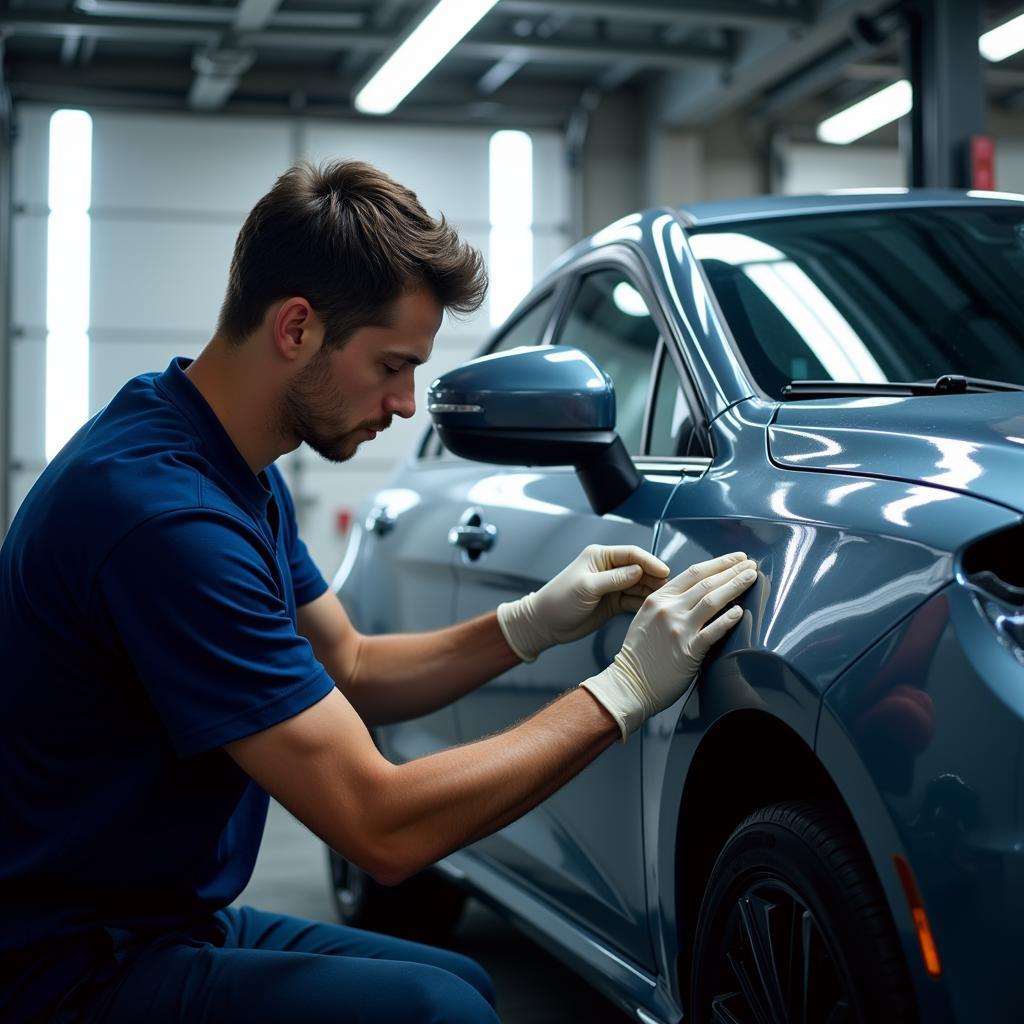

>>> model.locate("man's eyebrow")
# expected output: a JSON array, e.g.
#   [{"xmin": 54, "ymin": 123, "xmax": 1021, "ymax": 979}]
[{"xmin": 383, "ymin": 351, "xmax": 427, "ymax": 366}]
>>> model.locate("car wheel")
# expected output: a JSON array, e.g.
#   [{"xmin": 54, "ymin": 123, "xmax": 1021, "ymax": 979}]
[
  {"xmin": 326, "ymin": 847, "xmax": 468, "ymax": 943},
  {"xmin": 690, "ymin": 800, "xmax": 917, "ymax": 1024}
]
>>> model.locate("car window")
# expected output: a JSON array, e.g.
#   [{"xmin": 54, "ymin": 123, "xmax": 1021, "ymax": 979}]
[
  {"xmin": 648, "ymin": 350, "xmax": 697, "ymax": 457},
  {"xmin": 554, "ymin": 270, "xmax": 660, "ymax": 454},
  {"xmin": 488, "ymin": 290, "xmax": 558, "ymax": 354}
]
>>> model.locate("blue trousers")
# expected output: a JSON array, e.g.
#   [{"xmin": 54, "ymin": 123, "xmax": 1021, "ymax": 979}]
[{"xmin": 67, "ymin": 906, "xmax": 500, "ymax": 1024}]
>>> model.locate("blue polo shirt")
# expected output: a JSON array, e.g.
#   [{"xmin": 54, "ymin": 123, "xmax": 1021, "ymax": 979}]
[{"xmin": 0, "ymin": 357, "xmax": 334, "ymax": 1021}]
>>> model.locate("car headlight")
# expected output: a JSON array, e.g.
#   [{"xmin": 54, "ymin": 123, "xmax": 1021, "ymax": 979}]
[{"xmin": 962, "ymin": 526, "xmax": 1024, "ymax": 666}]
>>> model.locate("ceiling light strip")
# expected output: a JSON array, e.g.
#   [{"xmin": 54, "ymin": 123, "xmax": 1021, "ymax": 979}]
[
  {"xmin": 816, "ymin": 79, "xmax": 912, "ymax": 145},
  {"xmin": 355, "ymin": 0, "xmax": 499, "ymax": 115}
]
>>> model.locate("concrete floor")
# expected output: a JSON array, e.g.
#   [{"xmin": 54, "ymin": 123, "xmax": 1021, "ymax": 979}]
[{"xmin": 236, "ymin": 800, "xmax": 632, "ymax": 1023}]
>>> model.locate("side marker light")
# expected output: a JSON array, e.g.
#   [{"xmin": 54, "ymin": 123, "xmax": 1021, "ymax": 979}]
[{"xmin": 893, "ymin": 854, "xmax": 942, "ymax": 977}]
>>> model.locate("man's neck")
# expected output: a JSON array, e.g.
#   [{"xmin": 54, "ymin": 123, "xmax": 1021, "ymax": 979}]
[{"xmin": 185, "ymin": 340, "xmax": 294, "ymax": 475}]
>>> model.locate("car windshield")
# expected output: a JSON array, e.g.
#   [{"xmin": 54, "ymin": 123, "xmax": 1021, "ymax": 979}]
[{"xmin": 689, "ymin": 206, "xmax": 1024, "ymax": 399}]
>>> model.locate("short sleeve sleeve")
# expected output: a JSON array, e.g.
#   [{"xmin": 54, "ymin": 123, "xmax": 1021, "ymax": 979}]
[
  {"xmin": 94, "ymin": 509, "xmax": 334, "ymax": 756},
  {"xmin": 269, "ymin": 465, "xmax": 329, "ymax": 608}
]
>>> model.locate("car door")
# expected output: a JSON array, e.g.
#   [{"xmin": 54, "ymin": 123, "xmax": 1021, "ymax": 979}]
[
  {"xmin": 359, "ymin": 288, "xmax": 564, "ymax": 765},
  {"xmin": 449, "ymin": 253, "xmax": 705, "ymax": 968}
]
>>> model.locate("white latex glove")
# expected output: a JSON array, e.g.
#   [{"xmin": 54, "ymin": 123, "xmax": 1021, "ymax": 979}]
[
  {"xmin": 580, "ymin": 551, "xmax": 757, "ymax": 741},
  {"xmin": 497, "ymin": 544, "xmax": 671, "ymax": 663}
]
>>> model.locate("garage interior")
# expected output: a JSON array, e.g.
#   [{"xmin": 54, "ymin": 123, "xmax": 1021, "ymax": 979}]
[{"xmin": 2, "ymin": 1, "xmax": 1023, "ymax": 1021}]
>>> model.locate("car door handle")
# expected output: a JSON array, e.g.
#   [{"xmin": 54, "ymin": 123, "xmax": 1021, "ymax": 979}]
[
  {"xmin": 448, "ymin": 523, "xmax": 497, "ymax": 553},
  {"xmin": 366, "ymin": 506, "xmax": 396, "ymax": 536}
]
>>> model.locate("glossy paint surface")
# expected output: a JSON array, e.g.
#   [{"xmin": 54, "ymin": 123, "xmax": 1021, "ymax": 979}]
[
  {"xmin": 428, "ymin": 345, "xmax": 615, "ymax": 431},
  {"xmin": 339, "ymin": 192, "xmax": 1024, "ymax": 1024},
  {"xmin": 822, "ymin": 582, "xmax": 1024, "ymax": 1024},
  {"xmin": 770, "ymin": 392, "xmax": 1024, "ymax": 512}
]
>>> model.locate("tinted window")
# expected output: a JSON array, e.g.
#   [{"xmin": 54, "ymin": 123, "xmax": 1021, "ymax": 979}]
[
  {"xmin": 489, "ymin": 291, "xmax": 558, "ymax": 354},
  {"xmin": 554, "ymin": 270, "xmax": 660, "ymax": 454},
  {"xmin": 649, "ymin": 351, "xmax": 696, "ymax": 457},
  {"xmin": 691, "ymin": 207, "xmax": 1024, "ymax": 399}
]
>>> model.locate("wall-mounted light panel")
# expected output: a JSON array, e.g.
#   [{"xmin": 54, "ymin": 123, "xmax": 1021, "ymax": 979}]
[
  {"xmin": 489, "ymin": 130, "xmax": 533, "ymax": 327},
  {"xmin": 46, "ymin": 109, "xmax": 92, "ymax": 462}
]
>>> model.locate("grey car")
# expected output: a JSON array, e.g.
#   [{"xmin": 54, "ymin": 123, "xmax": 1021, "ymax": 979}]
[{"xmin": 328, "ymin": 191, "xmax": 1024, "ymax": 1024}]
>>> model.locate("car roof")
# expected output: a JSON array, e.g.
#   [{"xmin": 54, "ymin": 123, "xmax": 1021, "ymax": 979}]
[{"xmin": 677, "ymin": 188, "xmax": 1024, "ymax": 227}]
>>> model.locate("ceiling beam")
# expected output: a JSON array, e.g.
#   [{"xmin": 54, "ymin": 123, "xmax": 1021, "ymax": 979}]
[
  {"xmin": 188, "ymin": 0, "xmax": 285, "ymax": 111},
  {"xmin": 498, "ymin": 0, "xmax": 807, "ymax": 31},
  {"xmin": 0, "ymin": 10, "xmax": 221, "ymax": 46},
  {"xmin": 4, "ymin": 57, "xmax": 585, "ymax": 110},
  {"xmin": 651, "ymin": 0, "xmax": 892, "ymax": 126},
  {"xmin": 2, "ymin": 11, "xmax": 730, "ymax": 69},
  {"xmin": 245, "ymin": 29, "xmax": 730, "ymax": 68},
  {"xmin": 846, "ymin": 61, "xmax": 1024, "ymax": 90},
  {"xmin": 74, "ymin": 0, "xmax": 366, "ymax": 31},
  {"xmin": 5, "ymin": 77, "xmax": 571, "ymax": 128}
]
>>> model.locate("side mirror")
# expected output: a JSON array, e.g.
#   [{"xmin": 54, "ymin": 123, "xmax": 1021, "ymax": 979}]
[{"xmin": 427, "ymin": 345, "xmax": 641, "ymax": 515}]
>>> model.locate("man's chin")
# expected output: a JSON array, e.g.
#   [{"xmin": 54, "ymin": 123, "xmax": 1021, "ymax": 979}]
[{"xmin": 304, "ymin": 437, "xmax": 360, "ymax": 464}]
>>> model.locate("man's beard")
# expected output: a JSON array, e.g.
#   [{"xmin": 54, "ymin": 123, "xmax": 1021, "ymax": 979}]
[{"xmin": 280, "ymin": 349, "xmax": 390, "ymax": 464}]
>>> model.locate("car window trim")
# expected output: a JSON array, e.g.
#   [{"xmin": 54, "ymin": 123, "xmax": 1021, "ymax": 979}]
[{"xmin": 550, "ymin": 247, "xmax": 712, "ymax": 461}]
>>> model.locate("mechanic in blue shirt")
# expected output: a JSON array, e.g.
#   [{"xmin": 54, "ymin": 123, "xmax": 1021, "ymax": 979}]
[{"xmin": 0, "ymin": 160, "xmax": 756, "ymax": 1023}]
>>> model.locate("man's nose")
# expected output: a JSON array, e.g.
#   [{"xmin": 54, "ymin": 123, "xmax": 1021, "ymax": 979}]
[{"xmin": 384, "ymin": 383, "xmax": 416, "ymax": 420}]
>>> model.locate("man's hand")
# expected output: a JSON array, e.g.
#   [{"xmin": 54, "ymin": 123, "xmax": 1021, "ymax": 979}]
[
  {"xmin": 580, "ymin": 551, "xmax": 757, "ymax": 740},
  {"xmin": 497, "ymin": 544, "xmax": 670, "ymax": 663}
]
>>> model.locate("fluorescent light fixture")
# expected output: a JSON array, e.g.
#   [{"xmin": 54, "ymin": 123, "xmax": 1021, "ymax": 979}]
[
  {"xmin": 980, "ymin": 12, "xmax": 1024, "ymax": 61},
  {"xmin": 817, "ymin": 80, "xmax": 912, "ymax": 145},
  {"xmin": 46, "ymin": 109, "xmax": 93, "ymax": 462},
  {"xmin": 355, "ymin": 0, "xmax": 499, "ymax": 115},
  {"xmin": 489, "ymin": 130, "xmax": 533, "ymax": 326}
]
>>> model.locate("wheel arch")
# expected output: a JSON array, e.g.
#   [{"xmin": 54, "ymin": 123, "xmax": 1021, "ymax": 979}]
[{"xmin": 671, "ymin": 709, "xmax": 850, "ymax": 998}]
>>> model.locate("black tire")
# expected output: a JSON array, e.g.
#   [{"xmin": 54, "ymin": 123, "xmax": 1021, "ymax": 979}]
[
  {"xmin": 690, "ymin": 800, "xmax": 918, "ymax": 1024},
  {"xmin": 326, "ymin": 847, "xmax": 467, "ymax": 944}
]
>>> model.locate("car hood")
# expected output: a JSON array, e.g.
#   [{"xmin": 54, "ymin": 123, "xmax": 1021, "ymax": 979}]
[{"xmin": 768, "ymin": 392, "xmax": 1024, "ymax": 512}]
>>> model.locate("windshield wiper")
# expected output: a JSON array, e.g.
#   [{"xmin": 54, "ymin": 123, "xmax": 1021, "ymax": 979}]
[{"xmin": 782, "ymin": 375, "xmax": 1024, "ymax": 401}]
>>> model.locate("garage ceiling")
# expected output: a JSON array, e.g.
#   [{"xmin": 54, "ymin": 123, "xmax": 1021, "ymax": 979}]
[{"xmin": 1, "ymin": 0, "xmax": 1023, "ymax": 129}]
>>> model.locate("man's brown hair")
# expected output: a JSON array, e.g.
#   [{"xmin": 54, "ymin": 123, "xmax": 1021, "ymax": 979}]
[{"xmin": 217, "ymin": 159, "xmax": 487, "ymax": 347}]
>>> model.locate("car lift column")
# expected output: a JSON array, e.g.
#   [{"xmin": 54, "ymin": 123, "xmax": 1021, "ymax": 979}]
[{"xmin": 903, "ymin": 0, "xmax": 985, "ymax": 188}]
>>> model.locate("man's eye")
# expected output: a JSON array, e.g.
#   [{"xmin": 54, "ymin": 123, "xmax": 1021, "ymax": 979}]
[{"xmin": 383, "ymin": 363, "xmax": 401, "ymax": 376}]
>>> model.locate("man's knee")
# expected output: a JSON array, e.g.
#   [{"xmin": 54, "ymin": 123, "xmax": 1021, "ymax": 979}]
[
  {"xmin": 402, "ymin": 964, "xmax": 500, "ymax": 1024},
  {"xmin": 431, "ymin": 951, "xmax": 497, "ymax": 1010}
]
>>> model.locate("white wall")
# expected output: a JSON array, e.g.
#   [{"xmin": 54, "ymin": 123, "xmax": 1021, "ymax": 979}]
[
  {"xmin": 779, "ymin": 137, "xmax": 1024, "ymax": 195},
  {"xmin": 8, "ymin": 103, "xmax": 572, "ymax": 579},
  {"xmin": 780, "ymin": 141, "xmax": 904, "ymax": 193}
]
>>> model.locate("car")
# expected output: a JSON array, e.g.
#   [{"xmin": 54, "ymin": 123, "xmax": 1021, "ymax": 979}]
[{"xmin": 326, "ymin": 190, "xmax": 1024, "ymax": 1024}]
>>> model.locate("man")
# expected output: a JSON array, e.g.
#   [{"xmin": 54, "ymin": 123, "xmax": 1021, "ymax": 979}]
[{"xmin": 0, "ymin": 160, "xmax": 756, "ymax": 1023}]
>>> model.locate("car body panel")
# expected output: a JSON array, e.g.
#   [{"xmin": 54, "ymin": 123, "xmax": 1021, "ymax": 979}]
[
  {"xmin": 821, "ymin": 574, "xmax": 1024, "ymax": 1024},
  {"xmin": 645, "ymin": 450, "xmax": 1019, "ymax": 1019},
  {"xmin": 769, "ymin": 393, "xmax": 1024, "ymax": 513},
  {"xmin": 450, "ymin": 466, "xmax": 682, "ymax": 968}
]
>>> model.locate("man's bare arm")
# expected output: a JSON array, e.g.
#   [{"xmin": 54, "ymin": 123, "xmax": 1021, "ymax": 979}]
[
  {"xmin": 231, "ymin": 553, "xmax": 755, "ymax": 885},
  {"xmin": 297, "ymin": 589, "xmax": 519, "ymax": 725},
  {"xmin": 225, "ymin": 683, "xmax": 617, "ymax": 886}
]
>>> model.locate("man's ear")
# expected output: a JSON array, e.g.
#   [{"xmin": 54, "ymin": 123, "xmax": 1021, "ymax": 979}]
[{"xmin": 272, "ymin": 297, "xmax": 322, "ymax": 361}]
